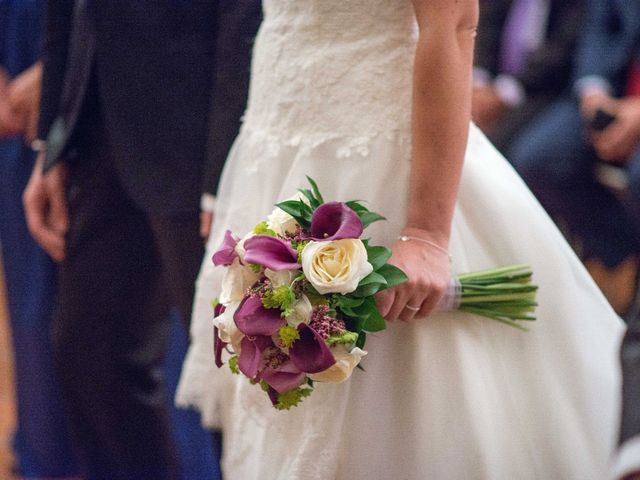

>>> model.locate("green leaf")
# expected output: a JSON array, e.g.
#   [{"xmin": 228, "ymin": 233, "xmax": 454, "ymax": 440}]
[
  {"xmin": 276, "ymin": 200, "xmax": 312, "ymax": 229},
  {"xmin": 355, "ymin": 331, "xmax": 367, "ymax": 349},
  {"xmin": 376, "ymin": 264, "xmax": 408, "ymax": 288},
  {"xmin": 306, "ymin": 176, "xmax": 324, "ymax": 204},
  {"xmin": 359, "ymin": 211, "xmax": 386, "ymax": 229},
  {"xmin": 358, "ymin": 271, "xmax": 388, "ymax": 287},
  {"xmin": 366, "ymin": 245, "xmax": 392, "ymax": 271},
  {"xmin": 363, "ymin": 305, "xmax": 386, "ymax": 332},
  {"xmin": 297, "ymin": 188, "xmax": 321, "ymax": 209},
  {"xmin": 351, "ymin": 282, "xmax": 384, "ymax": 298}
]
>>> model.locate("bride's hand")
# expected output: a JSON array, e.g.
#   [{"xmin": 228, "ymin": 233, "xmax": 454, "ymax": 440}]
[{"xmin": 376, "ymin": 229, "xmax": 451, "ymax": 322}]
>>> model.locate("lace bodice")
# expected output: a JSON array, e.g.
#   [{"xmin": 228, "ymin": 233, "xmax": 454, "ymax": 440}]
[{"xmin": 243, "ymin": 0, "xmax": 418, "ymax": 157}]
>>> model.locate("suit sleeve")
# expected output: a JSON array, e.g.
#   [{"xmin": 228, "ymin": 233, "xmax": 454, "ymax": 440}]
[
  {"xmin": 201, "ymin": 0, "xmax": 263, "ymax": 196},
  {"xmin": 571, "ymin": 0, "xmax": 640, "ymax": 89},
  {"xmin": 517, "ymin": 2, "xmax": 585, "ymax": 96},
  {"xmin": 37, "ymin": 0, "xmax": 74, "ymax": 140},
  {"xmin": 474, "ymin": 0, "xmax": 509, "ymax": 77}
]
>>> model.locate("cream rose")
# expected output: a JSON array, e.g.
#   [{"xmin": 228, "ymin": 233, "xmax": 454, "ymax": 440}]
[
  {"xmin": 301, "ymin": 239, "xmax": 373, "ymax": 294},
  {"xmin": 213, "ymin": 301, "xmax": 244, "ymax": 353},
  {"xmin": 285, "ymin": 295, "xmax": 313, "ymax": 326},
  {"xmin": 264, "ymin": 268, "xmax": 298, "ymax": 288},
  {"xmin": 266, "ymin": 207, "xmax": 299, "ymax": 237},
  {"xmin": 234, "ymin": 231, "xmax": 255, "ymax": 261},
  {"xmin": 308, "ymin": 346, "xmax": 367, "ymax": 383},
  {"xmin": 219, "ymin": 259, "xmax": 260, "ymax": 305}
]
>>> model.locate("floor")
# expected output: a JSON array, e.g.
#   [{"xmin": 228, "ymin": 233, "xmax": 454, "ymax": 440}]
[{"xmin": 0, "ymin": 261, "xmax": 18, "ymax": 479}]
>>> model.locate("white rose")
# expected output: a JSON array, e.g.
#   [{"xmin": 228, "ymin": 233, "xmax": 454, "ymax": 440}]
[
  {"xmin": 264, "ymin": 268, "xmax": 299, "ymax": 288},
  {"xmin": 266, "ymin": 207, "xmax": 299, "ymax": 237},
  {"xmin": 286, "ymin": 295, "xmax": 313, "ymax": 327},
  {"xmin": 234, "ymin": 231, "xmax": 255, "ymax": 261},
  {"xmin": 301, "ymin": 239, "xmax": 373, "ymax": 294},
  {"xmin": 213, "ymin": 301, "xmax": 244, "ymax": 353},
  {"xmin": 308, "ymin": 346, "xmax": 367, "ymax": 384},
  {"xmin": 219, "ymin": 259, "xmax": 260, "ymax": 305}
]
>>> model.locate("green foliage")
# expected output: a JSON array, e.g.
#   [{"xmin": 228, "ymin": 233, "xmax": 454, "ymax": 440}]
[
  {"xmin": 327, "ymin": 330, "xmax": 359, "ymax": 346},
  {"xmin": 345, "ymin": 200, "xmax": 386, "ymax": 229},
  {"xmin": 262, "ymin": 285, "xmax": 297, "ymax": 316},
  {"xmin": 249, "ymin": 263, "xmax": 263, "ymax": 274},
  {"xmin": 278, "ymin": 325, "xmax": 300, "ymax": 348},
  {"xmin": 254, "ymin": 221, "xmax": 277, "ymax": 236},
  {"xmin": 275, "ymin": 199, "xmax": 314, "ymax": 229},
  {"xmin": 228, "ymin": 355, "xmax": 240, "ymax": 375},
  {"xmin": 274, "ymin": 387, "xmax": 313, "ymax": 410}
]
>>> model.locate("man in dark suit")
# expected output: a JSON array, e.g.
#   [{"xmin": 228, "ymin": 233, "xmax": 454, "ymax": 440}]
[
  {"xmin": 22, "ymin": 1, "xmax": 262, "ymax": 478},
  {"xmin": 508, "ymin": 0, "xmax": 640, "ymax": 316},
  {"xmin": 472, "ymin": 0, "xmax": 584, "ymax": 152}
]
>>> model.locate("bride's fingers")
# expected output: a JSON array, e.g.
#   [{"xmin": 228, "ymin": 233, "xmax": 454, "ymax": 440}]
[
  {"xmin": 375, "ymin": 288, "xmax": 395, "ymax": 318},
  {"xmin": 398, "ymin": 297, "xmax": 423, "ymax": 322},
  {"xmin": 386, "ymin": 289, "xmax": 409, "ymax": 322}
]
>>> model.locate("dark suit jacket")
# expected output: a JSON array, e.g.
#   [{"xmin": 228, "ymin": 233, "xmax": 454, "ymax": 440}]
[
  {"xmin": 573, "ymin": 0, "xmax": 640, "ymax": 96},
  {"xmin": 38, "ymin": 0, "xmax": 261, "ymax": 214},
  {"xmin": 475, "ymin": 0, "xmax": 584, "ymax": 98}
]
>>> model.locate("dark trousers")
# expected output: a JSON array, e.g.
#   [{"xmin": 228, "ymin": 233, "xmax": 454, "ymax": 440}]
[
  {"xmin": 52, "ymin": 133, "xmax": 204, "ymax": 480},
  {"xmin": 508, "ymin": 98, "xmax": 640, "ymax": 269},
  {"xmin": 621, "ymin": 310, "xmax": 640, "ymax": 444}
]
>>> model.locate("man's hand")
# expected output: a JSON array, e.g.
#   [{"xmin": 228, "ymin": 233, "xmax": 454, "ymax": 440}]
[
  {"xmin": 472, "ymin": 85, "xmax": 507, "ymax": 132},
  {"xmin": 8, "ymin": 62, "xmax": 42, "ymax": 143},
  {"xmin": 591, "ymin": 97, "xmax": 640, "ymax": 163},
  {"xmin": 200, "ymin": 210, "xmax": 214, "ymax": 241},
  {"xmin": 22, "ymin": 152, "xmax": 69, "ymax": 261},
  {"xmin": 580, "ymin": 91, "xmax": 616, "ymax": 122},
  {"xmin": 0, "ymin": 67, "xmax": 23, "ymax": 138}
]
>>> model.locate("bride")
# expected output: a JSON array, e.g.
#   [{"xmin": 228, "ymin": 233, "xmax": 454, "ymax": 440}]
[{"xmin": 178, "ymin": 0, "xmax": 623, "ymax": 478}]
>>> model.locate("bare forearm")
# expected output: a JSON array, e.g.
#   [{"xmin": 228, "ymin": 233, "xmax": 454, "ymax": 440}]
[{"xmin": 407, "ymin": 1, "xmax": 478, "ymax": 246}]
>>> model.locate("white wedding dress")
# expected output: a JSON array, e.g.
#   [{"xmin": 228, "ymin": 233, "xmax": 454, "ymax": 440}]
[{"xmin": 177, "ymin": 1, "xmax": 624, "ymax": 479}]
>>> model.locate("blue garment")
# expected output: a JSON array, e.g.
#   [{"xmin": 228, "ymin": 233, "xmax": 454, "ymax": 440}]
[{"xmin": 0, "ymin": 1, "xmax": 80, "ymax": 477}]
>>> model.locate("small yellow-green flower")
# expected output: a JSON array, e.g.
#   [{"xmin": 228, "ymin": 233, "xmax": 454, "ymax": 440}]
[{"xmin": 278, "ymin": 325, "xmax": 300, "ymax": 348}]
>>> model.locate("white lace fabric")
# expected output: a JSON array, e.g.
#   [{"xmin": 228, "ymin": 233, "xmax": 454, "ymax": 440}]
[{"xmin": 243, "ymin": 0, "xmax": 417, "ymax": 159}]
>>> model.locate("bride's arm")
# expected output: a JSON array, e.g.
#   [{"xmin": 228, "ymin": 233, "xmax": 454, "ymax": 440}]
[{"xmin": 377, "ymin": 0, "xmax": 478, "ymax": 321}]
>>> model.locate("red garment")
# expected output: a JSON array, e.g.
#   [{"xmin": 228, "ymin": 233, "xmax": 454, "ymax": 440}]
[{"xmin": 626, "ymin": 59, "xmax": 640, "ymax": 96}]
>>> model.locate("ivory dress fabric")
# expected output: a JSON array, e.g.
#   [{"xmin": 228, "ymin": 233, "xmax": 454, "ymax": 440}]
[{"xmin": 178, "ymin": 2, "xmax": 624, "ymax": 478}]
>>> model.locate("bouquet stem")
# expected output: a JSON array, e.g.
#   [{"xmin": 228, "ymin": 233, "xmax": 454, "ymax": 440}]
[{"xmin": 435, "ymin": 264, "xmax": 538, "ymax": 330}]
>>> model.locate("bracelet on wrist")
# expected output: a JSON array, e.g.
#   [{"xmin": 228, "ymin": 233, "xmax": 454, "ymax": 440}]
[{"xmin": 397, "ymin": 235, "xmax": 452, "ymax": 262}]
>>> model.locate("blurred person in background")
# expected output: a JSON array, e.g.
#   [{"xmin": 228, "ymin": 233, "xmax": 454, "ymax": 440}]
[
  {"xmin": 617, "ymin": 311, "xmax": 640, "ymax": 480},
  {"xmin": 472, "ymin": 0, "xmax": 584, "ymax": 153},
  {"xmin": 0, "ymin": 0, "xmax": 80, "ymax": 477},
  {"xmin": 21, "ymin": 0, "xmax": 261, "ymax": 478},
  {"xmin": 509, "ymin": 0, "xmax": 640, "ymax": 318}
]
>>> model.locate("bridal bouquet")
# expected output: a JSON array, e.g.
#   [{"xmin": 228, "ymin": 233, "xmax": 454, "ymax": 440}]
[{"xmin": 211, "ymin": 177, "xmax": 538, "ymax": 410}]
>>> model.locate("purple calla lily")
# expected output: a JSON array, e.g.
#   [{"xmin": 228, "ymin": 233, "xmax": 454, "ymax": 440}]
[
  {"xmin": 243, "ymin": 235, "xmax": 301, "ymax": 271},
  {"xmin": 212, "ymin": 230, "xmax": 239, "ymax": 266},
  {"xmin": 213, "ymin": 305, "xmax": 227, "ymax": 368},
  {"xmin": 214, "ymin": 326, "xmax": 226, "ymax": 368},
  {"xmin": 260, "ymin": 359, "xmax": 306, "ymax": 394},
  {"xmin": 237, "ymin": 335, "xmax": 273, "ymax": 379},
  {"xmin": 234, "ymin": 295, "xmax": 286, "ymax": 336},
  {"xmin": 266, "ymin": 385, "xmax": 280, "ymax": 406},
  {"xmin": 289, "ymin": 324, "xmax": 336, "ymax": 374},
  {"xmin": 309, "ymin": 202, "xmax": 363, "ymax": 241}
]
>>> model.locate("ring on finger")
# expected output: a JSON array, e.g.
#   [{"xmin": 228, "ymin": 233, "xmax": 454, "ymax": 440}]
[{"xmin": 405, "ymin": 304, "xmax": 421, "ymax": 312}]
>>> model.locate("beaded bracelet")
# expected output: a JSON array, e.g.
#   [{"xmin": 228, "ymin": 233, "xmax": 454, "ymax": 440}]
[{"xmin": 397, "ymin": 235, "xmax": 452, "ymax": 262}]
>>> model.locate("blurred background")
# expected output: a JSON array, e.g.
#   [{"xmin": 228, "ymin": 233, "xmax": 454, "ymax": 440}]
[{"xmin": 2, "ymin": 0, "xmax": 640, "ymax": 478}]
